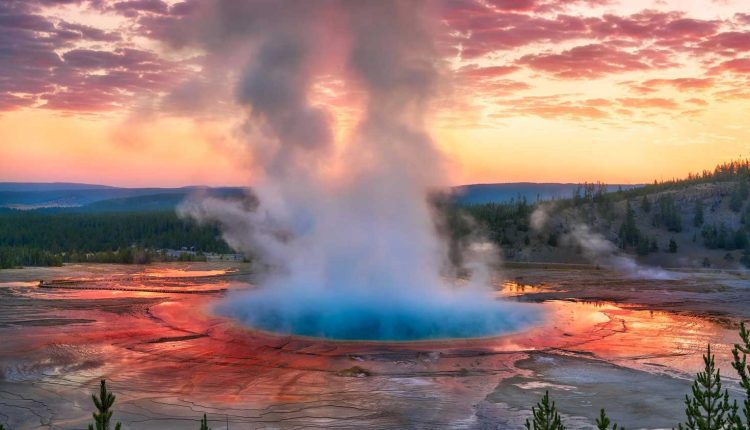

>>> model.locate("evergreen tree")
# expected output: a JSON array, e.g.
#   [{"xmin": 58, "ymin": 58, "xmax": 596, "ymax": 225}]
[
  {"xmin": 731, "ymin": 322, "xmax": 750, "ymax": 428},
  {"xmin": 200, "ymin": 413, "xmax": 211, "ymax": 430},
  {"xmin": 677, "ymin": 345, "xmax": 737, "ymax": 430},
  {"xmin": 655, "ymin": 195, "xmax": 682, "ymax": 232},
  {"xmin": 735, "ymin": 230, "xmax": 748, "ymax": 251},
  {"xmin": 694, "ymin": 200, "xmax": 705, "ymax": 227},
  {"xmin": 547, "ymin": 233, "xmax": 559, "ymax": 247},
  {"xmin": 596, "ymin": 408, "xmax": 623, "ymax": 430},
  {"xmin": 619, "ymin": 202, "xmax": 640, "ymax": 248},
  {"xmin": 669, "ymin": 238, "xmax": 678, "ymax": 253},
  {"xmin": 636, "ymin": 237, "xmax": 651, "ymax": 256},
  {"xmin": 731, "ymin": 190, "xmax": 744, "ymax": 213},
  {"xmin": 642, "ymin": 195, "xmax": 652, "ymax": 213},
  {"xmin": 741, "ymin": 250, "xmax": 750, "ymax": 269},
  {"xmin": 88, "ymin": 380, "xmax": 122, "ymax": 430},
  {"xmin": 525, "ymin": 391, "xmax": 565, "ymax": 430},
  {"xmin": 719, "ymin": 224, "xmax": 730, "ymax": 249}
]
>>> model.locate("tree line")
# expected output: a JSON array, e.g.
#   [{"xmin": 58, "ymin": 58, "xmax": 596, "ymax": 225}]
[
  {"xmin": 450, "ymin": 159, "xmax": 750, "ymax": 266},
  {"xmin": 0, "ymin": 210, "xmax": 233, "ymax": 269}
]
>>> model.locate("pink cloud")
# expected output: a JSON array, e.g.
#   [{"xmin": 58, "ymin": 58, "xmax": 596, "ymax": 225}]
[
  {"xmin": 710, "ymin": 58, "xmax": 750, "ymax": 74},
  {"xmin": 518, "ymin": 43, "xmax": 665, "ymax": 78},
  {"xmin": 444, "ymin": 10, "xmax": 589, "ymax": 58},
  {"xmin": 618, "ymin": 97, "xmax": 679, "ymax": 109},
  {"xmin": 457, "ymin": 65, "xmax": 520, "ymax": 78},
  {"xmin": 641, "ymin": 77, "xmax": 715, "ymax": 90},
  {"xmin": 2, "ymin": 0, "xmax": 749, "ymax": 117},
  {"xmin": 736, "ymin": 13, "xmax": 750, "ymax": 26},
  {"xmin": 487, "ymin": 0, "xmax": 537, "ymax": 11},
  {"xmin": 686, "ymin": 97, "xmax": 708, "ymax": 105},
  {"xmin": 700, "ymin": 31, "xmax": 750, "ymax": 53},
  {"xmin": 112, "ymin": 0, "xmax": 169, "ymax": 17},
  {"xmin": 495, "ymin": 95, "xmax": 611, "ymax": 120}
]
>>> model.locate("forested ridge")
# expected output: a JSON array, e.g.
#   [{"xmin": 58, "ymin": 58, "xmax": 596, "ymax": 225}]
[
  {"xmin": 5, "ymin": 160, "xmax": 750, "ymax": 270},
  {"xmin": 451, "ymin": 159, "xmax": 750, "ymax": 267},
  {"xmin": 0, "ymin": 210, "xmax": 232, "ymax": 269}
]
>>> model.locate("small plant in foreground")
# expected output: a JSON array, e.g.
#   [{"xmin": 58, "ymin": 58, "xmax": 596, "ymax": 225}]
[
  {"xmin": 88, "ymin": 379, "xmax": 122, "ymax": 430},
  {"xmin": 525, "ymin": 390, "xmax": 565, "ymax": 430},
  {"xmin": 200, "ymin": 413, "xmax": 211, "ymax": 430},
  {"xmin": 731, "ymin": 322, "xmax": 750, "ymax": 428},
  {"xmin": 676, "ymin": 344, "xmax": 737, "ymax": 430},
  {"xmin": 596, "ymin": 408, "xmax": 623, "ymax": 430}
]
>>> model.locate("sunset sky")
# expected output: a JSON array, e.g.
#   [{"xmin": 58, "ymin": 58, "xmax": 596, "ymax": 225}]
[{"xmin": 1, "ymin": 0, "xmax": 750, "ymax": 187}]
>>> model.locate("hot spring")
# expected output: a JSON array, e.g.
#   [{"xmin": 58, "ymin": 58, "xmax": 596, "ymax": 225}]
[{"xmin": 216, "ymin": 283, "xmax": 540, "ymax": 341}]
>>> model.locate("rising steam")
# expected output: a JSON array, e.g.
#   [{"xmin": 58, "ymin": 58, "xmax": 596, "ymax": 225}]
[
  {"xmin": 530, "ymin": 205, "xmax": 676, "ymax": 280},
  {"xmin": 177, "ymin": 1, "xmax": 537, "ymax": 340}
]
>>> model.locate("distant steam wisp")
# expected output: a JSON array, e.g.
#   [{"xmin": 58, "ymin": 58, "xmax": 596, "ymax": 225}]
[{"xmin": 530, "ymin": 205, "xmax": 676, "ymax": 280}]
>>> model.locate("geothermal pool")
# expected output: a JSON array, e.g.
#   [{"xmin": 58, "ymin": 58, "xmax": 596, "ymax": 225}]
[
  {"xmin": 218, "ymin": 283, "xmax": 540, "ymax": 341},
  {"xmin": 0, "ymin": 262, "xmax": 748, "ymax": 429}
]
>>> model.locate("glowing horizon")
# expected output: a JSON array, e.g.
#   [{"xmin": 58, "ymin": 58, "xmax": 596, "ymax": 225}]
[{"xmin": 1, "ymin": 0, "xmax": 749, "ymax": 187}]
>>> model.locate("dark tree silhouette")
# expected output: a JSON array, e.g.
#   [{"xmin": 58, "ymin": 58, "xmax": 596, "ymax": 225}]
[
  {"xmin": 596, "ymin": 408, "xmax": 623, "ymax": 430},
  {"xmin": 525, "ymin": 390, "xmax": 565, "ymax": 430},
  {"xmin": 641, "ymin": 195, "xmax": 652, "ymax": 213},
  {"xmin": 200, "ymin": 413, "xmax": 211, "ymax": 430},
  {"xmin": 619, "ymin": 202, "xmax": 640, "ymax": 248},
  {"xmin": 677, "ymin": 345, "xmax": 737, "ymax": 430},
  {"xmin": 669, "ymin": 238, "xmax": 678, "ymax": 253},
  {"xmin": 88, "ymin": 380, "xmax": 122, "ymax": 430},
  {"xmin": 731, "ymin": 322, "xmax": 750, "ymax": 429},
  {"xmin": 694, "ymin": 200, "xmax": 705, "ymax": 227}
]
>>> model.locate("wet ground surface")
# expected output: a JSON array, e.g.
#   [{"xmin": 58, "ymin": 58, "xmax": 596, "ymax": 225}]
[{"xmin": 0, "ymin": 263, "xmax": 748, "ymax": 429}]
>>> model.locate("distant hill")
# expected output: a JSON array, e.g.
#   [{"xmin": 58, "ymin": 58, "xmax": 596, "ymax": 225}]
[
  {"xmin": 452, "ymin": 182, "xmax": 640, "ymax": 205},
  {"xmin": 0, "ymin": 182, "xmax": 115, "ymax": 192},
  {"xmin": 0, "ymin": 183, "xmax": 245, "ymax": 211},
  {"xmin": 80, "ymin": 193, "xmax": 190, "ymax": 212},
  {"xmin": 74, "ymin": 188, "xmax": 247, "ymax": 213},
  {"xmin": 0, "ymin": 181, "xmax": 643, "ymax": 210},
  {"xmin": 457, "ymin": 160, "xmax": 750, "ymax": 269}
]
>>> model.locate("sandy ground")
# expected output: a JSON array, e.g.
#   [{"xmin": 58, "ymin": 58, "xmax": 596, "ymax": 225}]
[{"xmin": 0, "ymin": 262, "xmax": 748, "ymax": 429}]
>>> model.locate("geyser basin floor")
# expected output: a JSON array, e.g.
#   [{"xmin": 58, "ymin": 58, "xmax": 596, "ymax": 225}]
[{"xmin": 0, "ymin": 262, "xmax": 748, "ymax": 429}]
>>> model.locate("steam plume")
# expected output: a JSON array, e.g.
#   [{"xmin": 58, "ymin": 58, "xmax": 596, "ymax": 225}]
[
  {"xmin": 530, "ymin": 206, "xmax": 676, "ymax": 280},
  {"xmin": 178, "ymin": 1, "xmax": 537, "ymax": 340}
]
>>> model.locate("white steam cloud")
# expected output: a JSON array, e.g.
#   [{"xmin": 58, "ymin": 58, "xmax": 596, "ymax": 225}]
[{"xmin": 176, "ymin": 1, "xmax": 537, "ymax": 340}]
